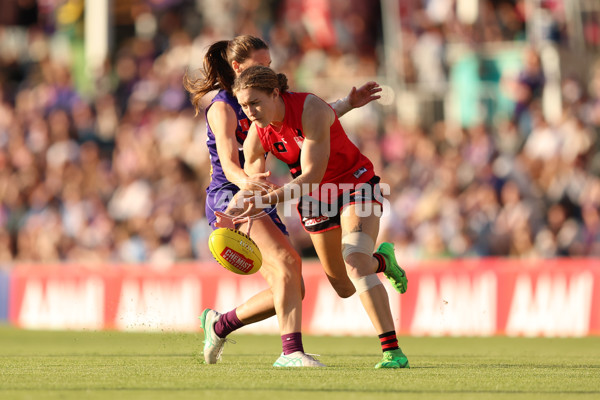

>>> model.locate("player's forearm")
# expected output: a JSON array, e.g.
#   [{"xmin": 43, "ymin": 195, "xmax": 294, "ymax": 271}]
[
  {"xmin": 330, "ymin": 96, "xmax": 352, "ymax": 118},
  {"xmin": 242, "ymin": 157, "xmax": 264, "ymax": 179},
  {"xmin": 222, "ymin": 161, "xmax": 248, "ymax": 185}
]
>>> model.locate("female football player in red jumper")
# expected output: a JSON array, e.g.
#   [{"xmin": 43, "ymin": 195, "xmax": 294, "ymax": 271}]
[
  {"xmin": 184, "ymin": 35, "xmax": 382, "ymax": 367},
  {"xmin": 233, "ymin": 65, "xmax": 409, "ymax": 368}
]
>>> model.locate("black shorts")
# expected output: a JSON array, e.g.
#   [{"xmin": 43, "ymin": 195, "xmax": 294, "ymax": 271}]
[{"xmin": 297, "ymin": 176, "xmax": 383, "ymax": 234}]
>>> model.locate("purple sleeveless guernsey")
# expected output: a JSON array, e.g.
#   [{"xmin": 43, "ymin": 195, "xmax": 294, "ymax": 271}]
[{"xmin": 204, "ymin": 90, "xmax": 287, "ymax": 234}]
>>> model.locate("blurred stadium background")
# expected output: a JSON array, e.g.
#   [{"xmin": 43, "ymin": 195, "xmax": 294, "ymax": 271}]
[{"xmin": 0, "ymin": 0, "xmax": 599, "ymax": 336}]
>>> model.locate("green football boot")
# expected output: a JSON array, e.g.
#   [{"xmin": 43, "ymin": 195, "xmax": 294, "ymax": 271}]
[
  {"xmin": 376, "ymin": 242, "xmax": 408, "ymax": 294},
  {"xmin": 375, "ymin": 349, "xmax": 410, "ymax": 369}
]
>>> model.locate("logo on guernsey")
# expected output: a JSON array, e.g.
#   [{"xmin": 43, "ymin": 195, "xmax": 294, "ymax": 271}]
[
  {"xmin": 240, "ymin": 118, "xmax": 250, "ymax": 131},
  {"xmin": 221, "ymin": 247, "xmax": 254, "ymax": 273},
  {"xmin": 274, "ymin": 141, "xmax": 287, "ymax": 153},
  {"xmin": 353, "ymin": 167, "xmax": 367, "ymax": 179},
  {"xmin": 293, "ymin": 136, "xmax": 304, "ymax": 149}
]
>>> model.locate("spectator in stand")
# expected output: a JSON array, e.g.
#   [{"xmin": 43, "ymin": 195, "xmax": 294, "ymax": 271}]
[{"xmin": 512, "ymin": 47, "xmax": 546, "ymax": 133}]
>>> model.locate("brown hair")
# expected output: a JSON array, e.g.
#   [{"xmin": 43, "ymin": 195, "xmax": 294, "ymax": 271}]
[
  {"xmin": 232, "ymin": 65, "xmax": 289, "ymax": 96},
  {"xmin": 183, "ymin": 35, "xmax": 269, "ymax": 114}
]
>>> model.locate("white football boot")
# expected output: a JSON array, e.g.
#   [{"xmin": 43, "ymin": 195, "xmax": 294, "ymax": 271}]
[
  {"xmin": 199, "ymin": 308, "xmax": 228, "ymax": 364},
  {"xmin": 273, "ymin": 352, "xmax": 326, "ymax": 367}
]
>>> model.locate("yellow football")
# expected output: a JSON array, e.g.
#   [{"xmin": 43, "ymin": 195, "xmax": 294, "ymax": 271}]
[{"xmin": 208, "ymin": 228, "xmax": 262, "ymax": 275}]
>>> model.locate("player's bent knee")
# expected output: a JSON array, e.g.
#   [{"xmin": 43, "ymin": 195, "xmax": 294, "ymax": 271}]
[
  {"xmin": 341, "ymin": 232, "xmax": 375, "ymax": 261},
  {"xmin": 272, "ymin": 249, "xmax": 301, "ymax": 272},
  {"xmin": 348, "ymin": 273, "xmax": 382, "ymax": 295},
  {"xmin": 262, "ymin": 249, "xmax": 300, "ymax": 274},
  {"xmin": 263, "ymin": 261, "xmax": 302, "ymax": 291}
]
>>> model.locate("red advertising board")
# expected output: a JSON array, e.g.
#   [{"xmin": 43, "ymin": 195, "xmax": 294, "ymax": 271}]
[{"xmin": 7, "ymin": 258, "xmax": 600, "ymax": 336}]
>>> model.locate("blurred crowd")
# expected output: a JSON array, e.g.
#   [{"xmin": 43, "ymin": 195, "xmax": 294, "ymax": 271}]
[{"xmin": 0, "ymin": 0, "xmax": 599, "ymax": 266}]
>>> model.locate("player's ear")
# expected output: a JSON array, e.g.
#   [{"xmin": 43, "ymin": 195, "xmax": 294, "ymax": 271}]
[
  {"xmin": 231, "ymin": 60, "xmax": 241, "ymax": 74},
  {"xmin": 271, "ymin": 87, "xmax": 279, "ymax": 100}
]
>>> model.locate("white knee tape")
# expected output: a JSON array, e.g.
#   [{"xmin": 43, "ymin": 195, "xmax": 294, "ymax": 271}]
[
  {"xmin": 349, "ymin": 273, "xmax": 382, "ymax": 295},
  {"xmin": 341, "ymin": 232, "xmax": 375, "ymax": 259}
]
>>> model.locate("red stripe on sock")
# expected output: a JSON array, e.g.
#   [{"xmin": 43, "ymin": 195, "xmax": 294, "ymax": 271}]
[
  {"xmin": 373, "ymin": 253, "xmax": 386, "ymax": 273},
  {"xmin": 379, "ymin": 332, "xmax": 399, "ymax": 352},
  {"xmin": 379, "ymin": 333, "xmax": 396, "ymax": 343},
  {"xmin": 382, "ymin": 342, "xmax": 398, "ymax": 350}
]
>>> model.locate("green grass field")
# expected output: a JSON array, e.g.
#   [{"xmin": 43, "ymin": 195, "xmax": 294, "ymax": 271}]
[{"xmin": 0, "ymin": 326, "xmax": 599, "ymax": 400}]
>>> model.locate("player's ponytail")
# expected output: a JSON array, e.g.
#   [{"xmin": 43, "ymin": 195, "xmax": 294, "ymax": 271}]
[
  {"xmin": 183, "ymin": 40, "xmax": 233, "ymax": 114},
  {"xmin": 184, "ymin": 35, "xmax": 269, "ymax": 114}
]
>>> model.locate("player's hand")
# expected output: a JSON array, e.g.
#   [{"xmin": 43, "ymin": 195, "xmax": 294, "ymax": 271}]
[
  {"xmin": 240, "ymin": 171, "xmax": 279, "ymax": 192},
  {"xmin": 215, "ymin": 210, "xmax": 256, "ymax": 235},
  {"xmin": 231, "ymin": 191, "xmax": 273, "ymax": 225},
  {"xmin": 246, "ymin": 170, "xmax": 271, "ymax": 185},
  {"xmin": 214, "ymin": 211, "xmax": 236, "ymax": 229},
  {"xmin": 231, "ymin": 197, "xmax": 256, "ymax": 226},
  {"xmin": 348, "ymin": 81, "xmax": 382, "ymax": 109}
]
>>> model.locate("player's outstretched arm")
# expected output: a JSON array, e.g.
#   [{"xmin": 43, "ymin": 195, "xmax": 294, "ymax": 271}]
[{"xmin": 330, "ymin": 81, "xmax": 381, "ymax": 118}]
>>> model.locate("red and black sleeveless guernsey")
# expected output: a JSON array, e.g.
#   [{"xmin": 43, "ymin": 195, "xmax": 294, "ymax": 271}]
[{"xmin": 255, "ymin": 92, "xmax": 375, "ymax": 201}]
